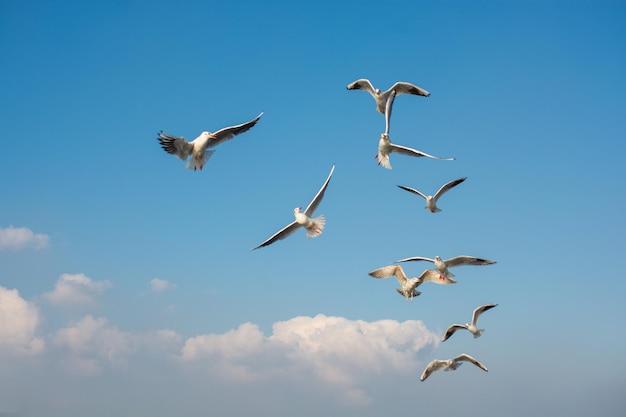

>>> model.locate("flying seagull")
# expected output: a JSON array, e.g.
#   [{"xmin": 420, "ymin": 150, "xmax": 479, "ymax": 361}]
[
  {"xmin": 442, "ymin": 303, "xmax": 498, "ymax": 342},
  {"xmin": 395, "ymin": 255, "xmax": 496, "ymax": 279},
  {"xmin": 420, "ymin": 354, "xmax": 488, "ymax": 381},
  {"xmin": 396, "ymin": 177, "xmax": 466, "ymax": 212},
  {"xmin": 376, "ymin": 91, "xmax": 454, "ymax": 169},
  {"xmin": 368, "ymin": 264, "xmax": 456, "ymax": 302},
  {"xmin": 346, "ymin": 78, "xmax": 430, "ymax": 114},
  {"xmin": 157, "ymin": 112, "xmax": 263, "ymax": 171},
  {"xmin": 252, "ymin": 164, "xmax": 335, "ymax": 250}
]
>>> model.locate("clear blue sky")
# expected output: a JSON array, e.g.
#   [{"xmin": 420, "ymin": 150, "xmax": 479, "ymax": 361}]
[{"xmin": 1, "ymin": 1, "xmax": 625, "ymax": 416}]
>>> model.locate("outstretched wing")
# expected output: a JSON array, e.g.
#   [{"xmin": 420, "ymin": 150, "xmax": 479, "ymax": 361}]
[
  {"xmin": 389, "ymin": 81, "xmax": 431, "ymax": 98},
  {"xmin": 445, "ymin": 256, "xmax": 496, "ymax": 268},
  {"xmin": 397, "ymin": 184, "xmax": 428, "ymax": 200},
  {"xmin": 346, "ymin": 78, "xmax": 376, "ymax": 96},
  {"xmin": 251, "ymin": 221, "xmax": 300, "ymax": 250},
  {"xmin": 441, "ymin": 324, "xmax": 467, "ymax": 342},
  {"xmin": 455, "ymin": 353, "xmax": 488, "ymax": 372},
  {"xmin": 433, "ymin": 177, "xmax": 466, "ymax": 201},
  {"xmin": 395, "ymin": 256, "xmax": 435, "ymax": 264},
  {"xmin": 419, "ymin": 269, "xmax": 456, "ymax": 285},
  {"xmin": 384, "ymin": 89, "xmax": 396, "ymax": 135},
  {"xmin": 157, "ymin": 131, "xmax": 193, "ymax": 160},
  {"xmin": 472, "ymin": 303, "xmax": 498, "ymax": 326},
  {"xmin": 368, "ymin": 265, "xmax": 408, "ymax": 286},
  {"xmin": 303, "ymin": 164, "xmax": 335, "ymax": 217},
  {"xmin": 420, "ymin": 360, "xmax": 448, "ymax": 381},
  {"xmin": 208, "ymin": 112, "xmax": 263, "ymax": 148},
  {"xmin": 389, "ymin": 143, "xmax": 455, "ymax": 160}
]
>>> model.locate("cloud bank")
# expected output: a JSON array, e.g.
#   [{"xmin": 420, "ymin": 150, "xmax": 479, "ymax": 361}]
[
  {"xmin": 43, "ymin": 273, "xmax": 111, "ymax": 307},
  {"xmin": 0, "ymin": 286, "xmax": 44, "ymax": 354},
  {"xmin": 0, "ymin": 226, "xmax": 49, "ymax": 251}
]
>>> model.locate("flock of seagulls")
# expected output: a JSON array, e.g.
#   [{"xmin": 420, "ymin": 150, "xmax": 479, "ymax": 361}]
[{"xmin": 155, "ymin": 77, "xmax": 499, "ymax": 384}]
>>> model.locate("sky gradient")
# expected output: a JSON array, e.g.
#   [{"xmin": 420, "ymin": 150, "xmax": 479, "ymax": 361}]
[{"xmin": 1, "ymin": 1, "xmax": 625, "ymax": 416}]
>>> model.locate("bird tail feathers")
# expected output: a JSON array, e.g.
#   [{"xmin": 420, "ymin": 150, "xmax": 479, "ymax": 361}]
[
  {"xmin": 185, "ymin": 150, "xmax": 215, "ymax": 171},
  {"xmin": 305, "ymin": 215, "xmax": 325, "ymax": 238},
  {"xmin": 474, "ymin": 329, "xmax": 485, "ymax": 338}
]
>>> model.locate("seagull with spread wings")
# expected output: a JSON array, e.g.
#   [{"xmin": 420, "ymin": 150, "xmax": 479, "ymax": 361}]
[
  {"xmin": 252, "ymin": 165, "xmax": 335, "ymax": 250},
  {"xmin": 368, "ymin": 264, "xmax": 456, "ymax": 302},
  {"xmin": 420, "ymin": 354, "xmax": 488, "ymax": 381},
  {"xmin": 346, "ymin": 78, "xmax": 430, "ymax": 114},
  {"xmin": 395, "ymin": 254, "xmax": 496, "ymax": 279},
  {"xmin": 157, "ymin": 112, "xmax": 263, "ymax": 171},
  {"xmin": 376, "ymin": 90, "xmax": 454, "ymax": 169},
  {"xmin": 396, "ymin": 177, "xmax": 466, "ymax": 212},
  {"xmin": 442, "ymin": 303, "xmax": 498, "ymax": 342}
]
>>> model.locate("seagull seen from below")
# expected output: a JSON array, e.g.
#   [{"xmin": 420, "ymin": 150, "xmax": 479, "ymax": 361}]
[
  {"xmin": 157, "ymin": 112, "xmax": 263, "ymax": 171},
  {"xmin": 395, "ymin": 254, "xmax": 496, "ymax": 279},
  {"xmin": 346, "ymin": 78, "xmax": 430, "ymax": 114},
  {"xmin": 252, "ymin": 164, "xmax": 335, "ymax": 250},
  {"xmin": 420, "ymin": 354, "xmax": 488, "ymax": 381},
  {"xmin": 397, "ymin": 177, "xmax": 466, "ymax": 212},
  {"xmin": 368, "ymin": 264, "xmax": 456, "ymax": 302},
  {"xmin": 376, "ymin": 90, "xmax": 454, "ymax": 169},
  {"xmin": 442, "ymin": 303, "xmax": 498, "ymax": 342}
]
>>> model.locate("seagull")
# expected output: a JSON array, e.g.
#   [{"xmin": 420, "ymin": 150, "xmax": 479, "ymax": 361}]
[
  {"xmin": 252, "ymin": 165, "xmax": 335, "ymax": 250},
  {"xmin": 157, "ymin": 112, "xmax": 263, "ymax": 171},
  {"xmin": 368, "ymin": 264, "xmax": 456, "ymax": 302},
  {"xmin": 396, "ymin": 177, "xmax": 466, "ymax": 212},
  {"xmin": 420, "ymin": 354, "xmax": 488, "ymax": 381},
  {"xmin": 346, "ymin": 78, "xmax": 430, "ymax": 114},
  {"xmin": 376, "ymin": 91, "xmax": 454, "ymax": 169},
  {"xmin": 395, "ymin": 255, "xmax": 496, "ymax": 279},
  {"xmin": 442, "ymin": 303, "xmax": 498, "ymax": 342}
]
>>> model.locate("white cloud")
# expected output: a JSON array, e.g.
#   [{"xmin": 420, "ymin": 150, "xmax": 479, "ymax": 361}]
[
  {"xmin": 150, "ymin": 278, "xmax": 176, "ymax": 292},
  {"xmin": 180, "ymin": 314, "xmax": 440, "ymax": 403},
  {"xmin": 0, "ymin": 286, "xmax": 44, "ymax": 355},
  {"xmin": 43, "ymin": 273, "xmax": 111, "ymax": 307},
  {"xmin": 0, "ymin": 226, "xmax": 49, "ymax": 251}
]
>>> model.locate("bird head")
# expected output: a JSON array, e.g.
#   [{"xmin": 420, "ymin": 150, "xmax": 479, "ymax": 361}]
[
  {"xmin": 434, "ymin": 256, "xmax": 442, "ymax": 262},
  {"xmin": 293, "ymin": 207, "xmax": 302, "ymax": 213}
]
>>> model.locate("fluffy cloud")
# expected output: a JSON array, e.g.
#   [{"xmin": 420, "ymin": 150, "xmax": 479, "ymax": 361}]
[
  {"xmin": 0, "ymin": 226, "xmax": 49, "ymax": 251},
  {"xmin": 181, "ymin": 314, "xmax": 439, "ymax": 402},
  {"xmin": 0, "ymin": 286, "xmax": 44, "ymax": 354},
  {"xmin": 150, "ymin": 278, "xmax": 176, "ymax": 292},
  {"xmin": 43, "ymin": 273, "xmax": 111, "ymax": 307}
]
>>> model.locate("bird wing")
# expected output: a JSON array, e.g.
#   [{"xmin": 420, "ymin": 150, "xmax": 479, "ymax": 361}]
[
  {"xmin": 396, "ymin": 184, "xmax": 428, "ymax": 200},
  {"xmin": 395, "ymin": 256, "xmax": 435, "ymax": 264},
  {"xmin": 303, "ymin": 164, "xmax": 335, "ymax": 217},
  {"xmin": 445, "ymin": 255, "xmax": 497, "ymax": 268},
  {"xmin": 389, "ymin": 81, "xmax": 431, "ymax": 98},
  {"xmin": 384, "ymin": 89, "xmax": 396, "ymax": 135},
  {"xmin": 207, "ymin": 112, "xmax": 263, "ymax": 148},
  {"xmin": 389, "ymin": 143, "xmax": 455, "ymax": 160},
  {"xmin": 368, "ymin": 265, "xmax": 407, "ymax": 285},
  {"xmin": 472, "ymin": 303, "xmax": 498, "ymax": 326},
  {"xmin": 251, "ymin": 221, "xmax": 300, "ymax": 250},
  {"xmin": 419, "ymin": 269, "xmax": 456, "ymax": 285},
  {"xmin": 441, "ymin": 324, "xmax": 467, "ymax": 342},
  {"xmin": 455, "ymin": 354, "xmax": 488, "ymax": 372},
  {"xmin": 157, "ymin": 131, "xmax": 194, "ymax": 160},
  {"xmin": 346, "ymin": 78, "xmax": 376, "ymax": 96},
  {"xmin": 432, "ymin": 177, "xmax": 466, "ymax": 202},
  {"xmin": 420, "ymin": 360, "xmax": 448, "ymax": 381}
]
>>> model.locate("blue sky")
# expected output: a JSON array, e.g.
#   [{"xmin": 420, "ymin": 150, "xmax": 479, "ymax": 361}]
[{"xmin": 1, "ymin": 0, "xmax": 625, "ymax": 415}]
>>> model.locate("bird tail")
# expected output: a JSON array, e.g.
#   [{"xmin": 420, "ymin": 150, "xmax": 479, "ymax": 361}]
[
  {"xmin": 305, "ymin": 215, "xmax": 325, "ymax": 238},
  {"xmin": 428, "ymin": 206, "xmax": 442, "ymax": 213},
  {"xmin": 377, "ymin": 153, "xmax": 392, "ymax": 170},
  {"xmin": 185, "ymin": 150, "xmax": 215, "ymax": 171},
  {"xmin": 474, "ymin": 329, "xmax": 484, "ymax": 338}
]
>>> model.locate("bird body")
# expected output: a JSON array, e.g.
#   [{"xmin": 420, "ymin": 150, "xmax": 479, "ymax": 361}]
[
  {"xmin": 346, "ymin": 79, "xmax": 430, "ymax": 114},
  {"xmin": 442, "ymin": 303, "xmax": 498, "ymax": 342},
  {"xmin": 157, "ymin": 112, "xmax": 263, "ymax": 171},
  {"xmin": 368, "ymin": 264, "xmax": 455, "ymax": 302},
  {"xmin": 396, "ymin": 254, "xmax": 496, "ymax": 279},
  {"xmin": 420, "ymin": 353, "xmax": 488, "ymax": 381},
  {"xmin": 397, "ymin": 177, "xmax": 466, "ymax": 212},
  {"xmin": 252, "ymin": 164, "xmax": 335, "ymax": 249}
]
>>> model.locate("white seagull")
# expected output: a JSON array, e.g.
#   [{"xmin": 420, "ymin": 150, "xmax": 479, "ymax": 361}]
[
  {"xmin": 442, "ymin": 303, "xmax": 498, "ymax": 342},
  {"xmin": 376, "ymin": 90, "xmax": 454, "ymax": 169},
  {"xmin": 396, "ymin": 177, "xmax": 466, "ymax": 212},
  {"xmin": 346, "ymin": 78, "xmax": 430, "ymax": 114},
  {"xmin": 157, "ymin": 112, "xmax": 263, "ymax": 171},
  {"xmin": 368, "ymin": 264, "xmax": 456, "ymax": 302},
  {"xmin": 252, "ymin": 165, "xmax": 335, "ymax": 250},
  {"xmin": 395, "ymin": 255, "xmax": 496, "ymax": 279},
  {"xmin": 420, "ymin": 354, "xmax": 488, "ymax": 381}
]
